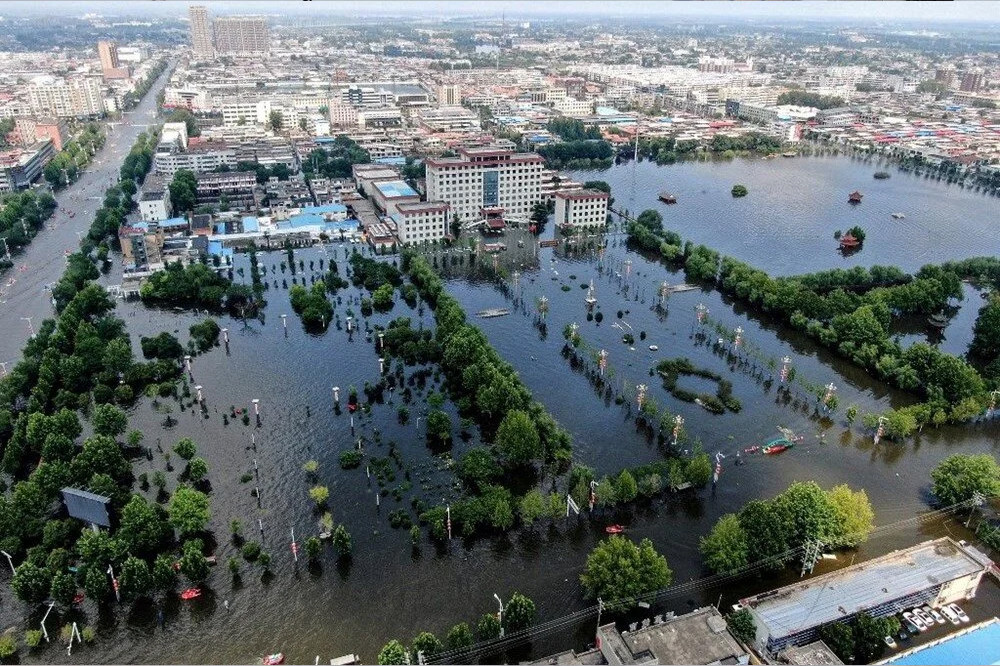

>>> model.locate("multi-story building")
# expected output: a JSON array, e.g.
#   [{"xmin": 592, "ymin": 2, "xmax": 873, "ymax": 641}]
[
  {"xmin": 415, "ymin": 106, "xmax": 480, "ymax": 132},
  {"xmin": 164, "ymin": 87, "xmax": 211, "ymax": 111},
  {"xmin": 554, "ymin": 189, "xmax": 609, "ymax": 230},
  {"xmin": 328, "ymin": 103, "xmax": 358, "ymax": 127},
  {"xmin": 153, "ymin": 142, "xmax": 236, "ymax": 176},
  {"xmin": 195, "ymin": 171, "xmax": 257, "ymax": 210},
  {"xmin": 392, "ymin": 201, "xmax": 451, "ymax": 245},
  {"xmin": 357, "ymin": 108, "xmax": 402, "ymax": 129},
  {"xmin": 425, "ymin": 146, "xmax": 545, "ymax": 223},
  {"xmin": 213, "ymin": 16, "xmax": 269, "ymax": 56},
  {"xmin": 97, "ymin": 41, "xmax": 130, "ymax": 81},
  {"xmin": 438, "ymin": 83, "xmax": 460, "ymax": 107},
  {"xmin": 119, "ymin": 222, "xmax": 164, "ymax": 270},
  {"xmin": 0, "ymin": 140, "xmax": 56, "ymax": 193},
  {"xmin": 13, "ymin": 117, "xmax": 67, "ymax": 151},
  {"xmin": 189, "ymin": 5, "xmax": 215, "ymax": 59},
  {"xmin": 28, "ymin": 77, "xmax": 104, "ymax": 118},
  {"xmin": 370, "ymin": 180, "xmax": 420, "ymax": 217},
  {"xmin": 138, "ymin": 178, "xmax": 173, "ymax": 222},
  {"xmin": 221, "ymin": 100, "xmax": 271, "ymax": 127},
  {"xmin": 961, "ymin": 68, "xmax": 985, "ymax": 93}
]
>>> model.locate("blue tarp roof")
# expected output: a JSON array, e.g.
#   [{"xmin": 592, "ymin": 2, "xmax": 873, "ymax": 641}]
[
  {"xmin": 374, "ymin": 180, "xmax": 417, "ymax": 198},
  {"xmin": 160, "ymin": 216, "xmax": 188, "ymax": 229},
  {"xmin": 889, "ymin": 621, "xmax": 1000, "ymax": 665},
  {"xmin": 299, "ymin": 204, "xmax": 347, "ymax": 215},
  {"xmin": 207, "ymin": 240, "xmax": 234, "ymax": 258}
]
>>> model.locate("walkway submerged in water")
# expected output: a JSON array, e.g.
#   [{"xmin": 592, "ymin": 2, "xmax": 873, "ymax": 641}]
[{"xmin": 477, "ymin": 308, "xmax": 511, "ymax": 318}]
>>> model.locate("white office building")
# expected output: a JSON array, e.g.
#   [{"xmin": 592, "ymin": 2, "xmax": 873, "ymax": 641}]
[
  {"xmin": 554, "ymin": 189, "xmax": 609, "ymax": 230},
  {"xmin": 392, "ymin": 201, "xmax": 451, "ymax": 245},
  {"xmin": 425, "ymin": 146, "xmax": 544, "ymax": 223},
  {"xmin": 28, "ymin": 77, "xmax": 104, "ymax": 118}
]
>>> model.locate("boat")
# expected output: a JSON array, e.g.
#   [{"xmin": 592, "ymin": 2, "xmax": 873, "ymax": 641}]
[
  {"xmin": 782, "ymin": 151, "xmax": 797, "ymax": 158},
  {"xmin": 605, "ymin": 525, "xmax": 625, "ymax": 534},
  {"xmin": 658, "ymin": 191, "xmax": 677, "ymax": 204},
  {"xmin": 762, "ymin": 438, "xmax": 794, "ymax": 455},
  {"xmin": 891, "ymin": 212, "xmax": 905, "ymax": 219},
  {"xmin": 874, "ymin": 171, "xmax": 891, "ymax": 180},
  {"xmin": 262, "ymin": 653, "xmax": 285, "ymax": 665},
  {"xmin": 648, "ymin": 345, "xmax": 658, "ymax": 351},
  {"xmin": 848, "ymin": 190, "xmax": 864, "ymax": 203},
  {"xmin": 180, "ymin": 587, "xmax": 202, "ymax": 600},
  {"xmin": 742, "ymin": 446, "xmax": 760, "ymax": 454},
  {"xmin": 927, "ymin": 313, "xmax": 949, "ymax": 328}
]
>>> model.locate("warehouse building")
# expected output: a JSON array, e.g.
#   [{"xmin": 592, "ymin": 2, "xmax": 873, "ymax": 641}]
[{"xmin": 740, "ymin": 538, "xmax": 993, "ymax": 655}]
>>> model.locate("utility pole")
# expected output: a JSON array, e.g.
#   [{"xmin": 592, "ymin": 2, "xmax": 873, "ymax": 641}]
[
  {"xmin": 21, "ymin": 316, "xmax": 34, "ymax": 338},
  {"xmin": 494, "ymin": 593, "xmax": 505, "ymax": 638},
  {"xmin": 800, "ymin": 540, "xmax": 823, "ymax": 577}
]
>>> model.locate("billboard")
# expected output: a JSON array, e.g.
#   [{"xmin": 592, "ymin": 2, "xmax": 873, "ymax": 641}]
[{"xmin": 61, "ymin": 487, "xmax": 111, "ymax": 527}]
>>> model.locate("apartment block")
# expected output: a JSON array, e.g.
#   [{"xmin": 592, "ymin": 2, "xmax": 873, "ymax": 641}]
[
  {"xmin": 554, "ymin": 188, "xmax": 609, "ymax": 230},
  {"xmin": 213, "ymin": 16, "xmax": 269, "ymax": 56},
  {"xmin": 392, "ymin": 201, "xmax": 451, "ymax": 245},
  {"xmin": 28, "ymin": 77, "xmax": 104, "ymax": 118}
]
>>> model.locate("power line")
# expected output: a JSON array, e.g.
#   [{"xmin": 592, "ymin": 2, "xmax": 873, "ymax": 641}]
[{"xmin": 427, "ymin": 496, "xmax": 984, "ymax": 664}]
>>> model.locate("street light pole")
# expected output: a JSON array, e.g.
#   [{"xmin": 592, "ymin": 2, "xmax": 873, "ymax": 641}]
[
  {"xmin": 21, "ymin": 316, "xmax": 35, "ymax": 338},
  {"xmin": 41, "ymin": 601, "xmax": 56, "ymax": 642},
  {"xmin": 493, "ymin": 593, "xmax": 505, "ymax": 638},
  {"xmin": 0, "ymin": 550, "xmax": 15, "ymax": 574}
]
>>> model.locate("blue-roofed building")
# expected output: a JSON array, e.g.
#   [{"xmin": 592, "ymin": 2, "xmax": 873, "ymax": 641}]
[
  {"xmin": 882, "ymin": 618, "xmax": 1000, "ymax": 666},
  {"xmin": 298, "ymin": 203, "xmax": 348, "ymax": 221},
  {"xmin": 242, "ymin": 216, "xmax": 260, "ymax": 233},
  {"xmin": 375, "ymin": 156, "xmax": 408, "ymax": 166},
  {"xmin": 158, "ymin": 216, "xmax": 189, "ymax": 232},
  {"xmin": 371, "ymin": 179, "xmax": 420, "ymax": 216}
]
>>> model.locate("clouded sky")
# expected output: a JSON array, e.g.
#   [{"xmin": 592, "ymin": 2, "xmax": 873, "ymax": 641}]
[{"xmin": 3, "ymin": 0, "xmax": 997, "ymax": 22}]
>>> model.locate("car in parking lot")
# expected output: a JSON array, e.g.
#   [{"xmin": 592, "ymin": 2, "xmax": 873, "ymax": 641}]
[
  {"xmin": 947, "ymin": 603, "xmax": 970, "ymax": 623},
  {"xmin": 923, "ymin": 606, "xmax": 945, "ymax": 625},
  {"xmin": 913, "ymin": 608, "xmax": 935, "ymax": 627},
  {"xmin": 940, "ymin": 606, "xmax": 961, "ymax": 625},
  {"xmin": 903, "ymin": 611, "xmax": 926, "ymax": 632}
]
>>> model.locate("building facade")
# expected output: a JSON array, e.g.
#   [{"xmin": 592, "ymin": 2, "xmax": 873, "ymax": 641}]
[
  {"xmin": 425, "ymin": 146, "xmax": 545, "ymax": 223},
  {"xmin": 139, "ymin": 183, "xmax": 173, "ymax": 223},
  {"xmin": 97, "ymin": 41, "xmax": 129, "ymax": 80},
  {"xmin": 195, "ymin": 171, "xmax": 257, "ymax": 210},
  {"xmin": 189, "ymin": 5, "xmax": 215, "ymax": 59},
  {"xmin": 0, "ymin": 140, "xmax": 56, "ymax": 193},
  {"xmin": 438, "ymin": 83, "xmax": 460, "ymax": 107},
  {"xmin": 153, "ymin": 144, "xmax": 236, "ymax": 176},
  {"xmin": 392, "ymin": 201, "xmax": 451, "ymax": 245},
  {"xmin": 213, "ymin": 16, "xmax": 269, "ymax": 56},
  {"xmin": 554, "ymin": 188, "xmax": 609, "ymax": 230},
  {"xmin": 28, "ymin": 77, "xmax": 104, "ymax": 118}
]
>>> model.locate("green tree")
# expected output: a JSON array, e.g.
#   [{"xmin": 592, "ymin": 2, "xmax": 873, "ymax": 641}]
[
  {"xmin": 309, "ymin": 485, "xmax": 330, "ymax": 506},
  {"xmin": 826, "ymin": 484, "xmax": 875, "ymax": 547},
  {"xmin": 377, "ymin": 639, "xmax": 407, "ymax": 665},
  {"xmin": 931, "ymin": 454, "xmax": 1000, "ymax": 506},
  {"xmin": 445, "ymin": 622, "xmax": 474, "ymax": 650},
  {"xmin": 727, "ymin": 609, "xmax": 756, "ymax": 644},
  {"xmin": 495, "ymin": 409, "xmax": 541, "ymax": 464},
  {"xmin": 50, "ymin": 571, "xmax": 77, "ymax": 607},
  {"xmin": 179, "ymin": 538, "xmax": 209, "ymax": 584},
  {"xmin": 332, "ymin": 524, "xmax": 352, "ymax": 558},
  {"xmin": 854, "ymin": 612, "xmax": 898, "ymax": 663},
  {"xmin": 0, "ymin": 634, "xmax": 16, "ymax": 659},
  {"xmin": 519, "ymin": 489, "xmax": 546, "ymax": 526},
  {"xmin": 168, "ymin": 486, "xmax": 211, "ymax": 537},
  {"xmin": 168, "ymin": 169, "xmax": 197, "ymax": 214},
  {"xmin": 457, "ymin": 447, "xmax": 501, "ymax": 490},
  {"xmin": 580, "ymin": 536, "xmax": 672, "ymax": 610},
  {"xmin": 304, "ymin": 536, "xmax": 322, "ymax": 562},
  {"xmin": 11, "ymin": 561, "xmax": 52, "ymax": 603},
  {"xmin": 83, "ymin": 564, "xmax": 111, "ymax": 601},
  {"xmin": 187, "ymin": 456, "xmax": 209, "ymax": 483},
  {"xmin": 372, "ymin": 284, "xmax": 395, "ymax": 311},
  {"xmin": 503, "ymin": 592, "xmax": 537, "ymax": 632},
  {"xmin": 613, "ymin": 469, "xmax": 638, "ymax": 503},
  {"xmin": 173, "ymin": 437, "xmax": 197, "ymax": 461},
  {"xmin": 425, "ymin": 409, "xmax": 452, "ymax": 445},
  {"xmin": 152, "ymin": 553, "xmax": 177, "ymax": 593},
  {"xmin": 738, "ymin": 500, "xmax": 792, "ymax": 569},
  {"xmin": 700, "ymin": 514, "xmax": 750, "ymax": 574},
  {"xmin": 268, "ymin": 110, "xmax": 284, "ymax": 133},
  {"xmin": 775, "ymin": 481, "xmax": 838, "ymax": 545},
  {"xmin": 477, "ymin": 613, "xmax": 502, "ymax": 640},
  {"xmin": 118, "ymin": 494, "xmax": 168, "ymax": 556},
  {"xmin": 820, "ymin": 622, "xmax": 855, "ymax": 663},
  {"xmin": 118, "ymin": 555, "xmax": 153, "ymax": 602},
  {"xmin": 411, "ymin": 632, "xmax": 442, "ymax": 660}
]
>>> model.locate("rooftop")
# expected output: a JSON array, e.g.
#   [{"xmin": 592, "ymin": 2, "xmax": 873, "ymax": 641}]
[
  {"xmin": 373, "ymin": 180, "xmax": 418, "ymax": 199},
  {"xmin": 617, "ymin": 606, "xmax": 748, "ymax": 665},
  {"xmin": 779, "ymin": 640, "xmax": 845, "ymax": 665},
  {"xmin": 744, "ymin": 538, "xmax": 992, "ymax": 640}
]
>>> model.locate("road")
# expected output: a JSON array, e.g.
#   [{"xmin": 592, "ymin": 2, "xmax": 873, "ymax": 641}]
[{"xmin": 0, "ymin": 63, "xmax": 172, "ymax": 367}]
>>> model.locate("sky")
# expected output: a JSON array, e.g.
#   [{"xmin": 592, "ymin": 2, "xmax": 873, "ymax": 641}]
[{"xmin": 2, "ymin": 0, "xmax": 997, "ymax": 22}]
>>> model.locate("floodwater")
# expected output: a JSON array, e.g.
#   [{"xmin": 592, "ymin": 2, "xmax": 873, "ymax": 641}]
[{"xmin": 4, "ymin": 156, "xmax": 1000, "ymax": 665}]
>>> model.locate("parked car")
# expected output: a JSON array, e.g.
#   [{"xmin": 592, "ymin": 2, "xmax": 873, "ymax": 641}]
[
  {"xmin": 940, "ymin": 606, "xmax": 961, "ymax": 625},
  {"xmin": 901, "ymin": 615, "xmax": 921, "ymax": 634},
  {"xmin": 913, "ymin": 608, "xmax": 935, "ymax": 627},
  {"xmin": 884, "ymin": 636, "xmax": 898, "ymax": 649},
  {"xmin": 923, "ymin": 606, "xmax": 946, "ymax": 625},
  {"xmin": 948, "ymin": 604, "xmax": 970, "ymax": 623},
  {"xmin": 903, "ymin": 612, "xmax": 926, "ymax": 632},
  {"xmin": 898, "ymin": 629, "xmax": 911, "ymax": 642}
]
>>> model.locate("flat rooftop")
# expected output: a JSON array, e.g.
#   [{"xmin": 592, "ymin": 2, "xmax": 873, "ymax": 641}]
[
  {"xmin": 374, "ymin": 180, "xmax": 418, "ymax": 199},
  {"xmin": 745, "ymin": 539, "xmax": 992, "ymax": 640},
  {"xmin": 780, "ymin": 640, "xmax": 845, "ymax": 665},
  {"xmin": 618, "ymin": 606, "xmax": 747, "ymax": 665}
]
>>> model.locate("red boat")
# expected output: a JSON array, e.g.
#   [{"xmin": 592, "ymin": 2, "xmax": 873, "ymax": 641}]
[
  {"xmin": 180, "ymin": 587, "xmax": 202, "ymax": 600},
  {"xmin": 262, "ymin": 653, "xmax": 285, "ymax": 665},
  {"xmin": 605, "ymin": 525, "xmax": 625, "ymax": 534},
  {"xmin": 73, "ymin": 592, "xmax": 85, "ymax": 605},
  {"xmin": 347, "ymin": 403, "xmax": 357, "ymax": 412}
]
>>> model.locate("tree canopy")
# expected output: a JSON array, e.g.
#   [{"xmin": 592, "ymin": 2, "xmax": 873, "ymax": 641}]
[{"xmin": 580, "ymin": 536, "xmax": 673, "ymax": 610}]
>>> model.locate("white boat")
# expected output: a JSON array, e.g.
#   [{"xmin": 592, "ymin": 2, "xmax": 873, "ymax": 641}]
[
  {"xmin": 648, "ymin": 345, "xmax": 658, "ymax": 351},
  {"xmin": 891, "ymin": 212, "xmax": 905, "ymax": 219}
]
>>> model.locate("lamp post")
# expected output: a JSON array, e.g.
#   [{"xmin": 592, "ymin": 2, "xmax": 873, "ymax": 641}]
[
  {"xmin": 494, "ymin": 593, "xmax": 505, "ymax": 638},
  {"xmin": 0, "ymin": 550, "xmax": 15, "ymax": 574},
  {"xmin": 21, "ymin": 316, "xmax": 34, "ymax": 338},
  {"xmin": 41, "ymin": 601, "xmax": 55, "ymax": 642}
]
